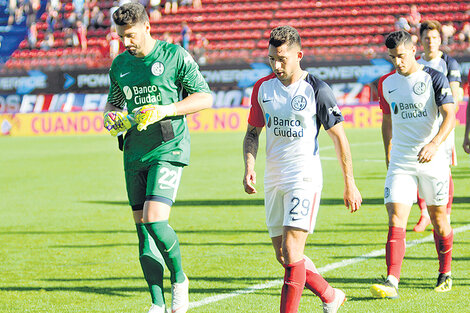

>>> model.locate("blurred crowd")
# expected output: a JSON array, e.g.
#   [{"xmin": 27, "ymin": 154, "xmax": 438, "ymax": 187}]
[
  {"xmin": 11, "ymin": 0, "xmax": 106, "ymax": 52},
  {"xmin": 108, "ymin": 0, "xmax": 208, "ymax": 63},
  {"xmin": 394, "ymin": 5, "xmax": 470, "ymax": 51},
  {"xmin": 11, "ymin": 0, "xmax": 208, "ymax": 63},
  {"xmin": 8, "ymin": 1, "xmax": 468, "ymax": 67}
]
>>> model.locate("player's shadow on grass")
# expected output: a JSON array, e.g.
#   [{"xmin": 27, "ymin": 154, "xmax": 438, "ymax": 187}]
[
  {"xmin": 0, "ymin": 285, "xmax": 248, "ymax": 297},
  {"xmin": 1, "ymin": 275, "xmax": 287, "ymax": 297},
  {"xmin": 49, "ymin": 243, "xmax": 136, "ymax": 248},
  {"xmin": 0, "ymin": 229, "xmax": 268, "ymax": 236},
  {"xmin": 43, "ymin": 276, "xmax": 278, "ymax": 283},
  {"xmin": 306, "ymin": 242, "xmax": 383, "ymax": 247},
  {"xmin": 451, "ymin": 196, "xmax": 470, "ymax": 204},
  {"xmin": 451, "ymin": 168, "xmax": 470, "ymax": 179},
  {"xmin": 0, "ymin": 230, "xmax": 135, "ymax": 235},
  {"xmin": 82, "ymin": 199, "xmax": 267, "ymax": 207},
  {"xmin": 405, "ymin": 256, "xmax": 470, "ymax": 261},
  {"xmin": 0, "ymin": 286, "xmax": 149, "ymax": 297},
  {"xmin": 83, "ymin": 197, "xmax": 386, "ymax": 207},
  {"xmin": 176, "ymin": 229, "xmax": 267, "ymax": 234}
]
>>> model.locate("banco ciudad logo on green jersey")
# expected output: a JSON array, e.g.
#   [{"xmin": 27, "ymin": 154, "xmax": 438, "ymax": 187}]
[{"xmin": 122, "ymin": 84, "xmax": 163, "ymax": 106}]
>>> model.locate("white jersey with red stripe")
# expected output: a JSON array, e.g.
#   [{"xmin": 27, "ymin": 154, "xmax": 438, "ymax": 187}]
[
  {"xmin": 248, "ymin": 72, "xmax": 343, "ymax": 188},
  {"xmin": 379, "ymin": 65, "xmax": 454, "ymax": 162},
  {"xmin": 417, "ymin": 52, "xmax": 461, "ymax": 166}
]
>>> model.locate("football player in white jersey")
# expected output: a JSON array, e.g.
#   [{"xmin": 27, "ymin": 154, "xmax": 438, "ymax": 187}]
[
  {"xmin": 463, "ymin": 70, "xmax": 470, "ymax": 154},
  {"xmin": 243, "ymin": 26, "xmax": 362, "ymax": 313},
  {"xmin": 413, "ymin": 20, "xmax": 462, "ymax": 232},
  {"xmin": 371, "ymin": 30, "xmax": 456, "ymax": 299}
]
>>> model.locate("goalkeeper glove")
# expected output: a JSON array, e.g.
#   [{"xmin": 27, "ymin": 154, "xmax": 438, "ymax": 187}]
[
  {"xmin": 133, "ymin": 104, "xmax": 177, "ymax": 131},
  {"xmin": 103, "ymin": 111, "xmax": 135, "ymax": 137}
]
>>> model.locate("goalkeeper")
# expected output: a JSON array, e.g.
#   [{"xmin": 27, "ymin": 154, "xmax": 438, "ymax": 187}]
[{"xmin": 103, "ymin": 3, "xmax": 212, "ymax": 313}]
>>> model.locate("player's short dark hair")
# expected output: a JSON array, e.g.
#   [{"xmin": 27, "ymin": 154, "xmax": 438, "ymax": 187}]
[
  {"xmin": 385, "ymin": 30, "xmax": 413, "ymax": 49},
  {"xmin": 419, "ymin": 20, "xmax": 442, "ymax": 38},
  {"xmin": 269, "ymin": 26, "xmax": 301, "ymax": 49},
  {"xmin": 112, "ymin": 2, "xmax": 149, "ymax": 26}
]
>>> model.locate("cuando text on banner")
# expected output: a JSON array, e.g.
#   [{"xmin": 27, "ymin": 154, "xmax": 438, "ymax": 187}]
[{"xmin": 0, "ymin": 104, "xmax": 467, "ymax": 136}]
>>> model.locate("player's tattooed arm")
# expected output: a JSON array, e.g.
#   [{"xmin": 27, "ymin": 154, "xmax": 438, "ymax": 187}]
[
  {"xmin": 243, "ymin": 125, "xmax": 262, "ymax": 194},
  {"xmin": 244, "ymin": 125, "xmax": 261, "ymax": 161}
]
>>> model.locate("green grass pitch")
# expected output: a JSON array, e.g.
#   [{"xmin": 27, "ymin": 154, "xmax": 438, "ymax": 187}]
[{"xmin": 1, "ymin": 126, "xmax": 469, "ymax": 313}]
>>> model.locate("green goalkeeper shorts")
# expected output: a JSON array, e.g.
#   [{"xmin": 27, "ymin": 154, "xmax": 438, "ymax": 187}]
[{"xmin": 125, "ymin": 160, "xmax": 183, "ymax": 210}]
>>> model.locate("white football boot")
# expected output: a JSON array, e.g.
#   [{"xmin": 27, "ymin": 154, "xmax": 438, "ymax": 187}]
[
  {"xmin": 148, "ymin": 304, "xmax": 166, "ymax": 313},
  {"xmin": 171, "ymin": 274, "xmax": 189, "ymax": 313},
  {"xmin": 322, "ymin": 288, "xmax": 346, "ymax": 313}
]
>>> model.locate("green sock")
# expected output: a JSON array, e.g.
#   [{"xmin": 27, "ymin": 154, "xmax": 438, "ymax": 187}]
[
  {"xmin": 144, "ymin": 221, "xmax": 185, "ymax": 284},
  {"xmin": 136, "ymin": 223, "xmax": 165, "ymax": 306}
]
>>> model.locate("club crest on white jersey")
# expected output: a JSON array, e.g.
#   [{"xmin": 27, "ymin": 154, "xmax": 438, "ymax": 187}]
[
  {"xmin": 291, "ymin": 95, "xmax": 307, "ymax": 111},
  {"xmin": 248, "ymin": 73, "xmax": 344, "ymax": 186},
  {"xmin": 379, "ymin": 66, "xmax": 454, "ymax": 158}
]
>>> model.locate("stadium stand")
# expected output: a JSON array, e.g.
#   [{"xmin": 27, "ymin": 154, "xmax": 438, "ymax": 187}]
[{"xmin": 1, "ymin": 0, "xmax": 469, "ymax": 72}]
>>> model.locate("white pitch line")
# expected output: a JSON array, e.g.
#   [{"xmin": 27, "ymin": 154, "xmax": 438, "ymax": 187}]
[
  {"xmin": 320, "ymin": 141, "xmax": 381, "ymax": 151},
  {"xmin": 320, "ymin": 156, "xmax": 383, "ymax": 162},
  {"xmin": 189, "ymin": 224, "xmax": 470, "ymax": 309}
]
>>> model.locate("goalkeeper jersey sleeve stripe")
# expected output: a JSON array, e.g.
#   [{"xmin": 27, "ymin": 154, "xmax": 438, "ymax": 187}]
[{"xmin": 107, "ymin": 74, "xmax": 126, "ymax": 109}]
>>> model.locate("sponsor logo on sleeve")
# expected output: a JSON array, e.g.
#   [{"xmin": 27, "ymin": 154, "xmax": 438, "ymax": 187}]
[
  {"xmin": 441, "ymin": 87, "xmax": 452, "ymax": 97},
  {"xmin": 449, "ymin": 70, "xmax": 461, "ymax": 78},
  {"xmin": 327, "ymin": 105, "xmax": 342, "ymax": 116}
]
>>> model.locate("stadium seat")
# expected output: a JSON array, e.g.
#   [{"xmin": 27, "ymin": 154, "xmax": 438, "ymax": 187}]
[{"xmin": 2, "ymin": 0, "xmax": 468, "ymax": 71}]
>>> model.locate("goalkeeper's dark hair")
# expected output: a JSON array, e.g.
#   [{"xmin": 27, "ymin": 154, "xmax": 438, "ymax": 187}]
[
  {"xmin": 385, "ymin": 30, "xmax": 413, "ymax": 49},
  {"xmin": 269, "ymin": 26, "xmax": 301, "ymax": 49},
  {"xmin": 113, "ymin": 2, "xmax": 149, "ymax": 26}
]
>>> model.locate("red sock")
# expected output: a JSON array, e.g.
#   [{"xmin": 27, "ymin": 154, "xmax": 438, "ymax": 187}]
[
  {"xmin": 386, "ymin": 226, "xmax": 406, "ymax": 280},
  {"xmin": 446, "ymin": 174, "xmax": 453, "ymax": 215},
  {"xmin": 417, "ymin": 191, "xmax": 427, "ymax": 213},
  {"xmin": 303, "ymin": 256, "xmax": 335, "ymax": 303},
  {"xmin": 280, "ymin": 259, "xmax": 306, "ymax": 313},
  {"xmin": 433, "ymin": 230, "xmax": 453, "ymax": 273}
]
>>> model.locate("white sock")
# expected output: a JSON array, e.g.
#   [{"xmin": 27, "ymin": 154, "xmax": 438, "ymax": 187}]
[{"xmin": 387, "ymin": 275, "xmax": 399, "ymax": 289}]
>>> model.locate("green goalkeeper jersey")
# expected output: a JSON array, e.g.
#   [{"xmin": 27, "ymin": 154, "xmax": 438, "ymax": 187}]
[{"xmin": 107, "ymin": 40, "xmax": 211, "ymax": 170}]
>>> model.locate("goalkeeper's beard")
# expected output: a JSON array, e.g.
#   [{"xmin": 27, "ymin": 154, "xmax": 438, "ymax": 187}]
[{"xmin": 126, "ymin": 46, "xmax": 138, "ymax": 56}]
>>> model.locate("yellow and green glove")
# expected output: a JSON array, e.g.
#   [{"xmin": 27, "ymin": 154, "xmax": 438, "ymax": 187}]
[
  {"xmin": 103, "ymin": 111, "xmax": 135, "ymax": 136},
  {"xmin": 133, "ymin": 104, "xmax": 177, "ymax": 131}
]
